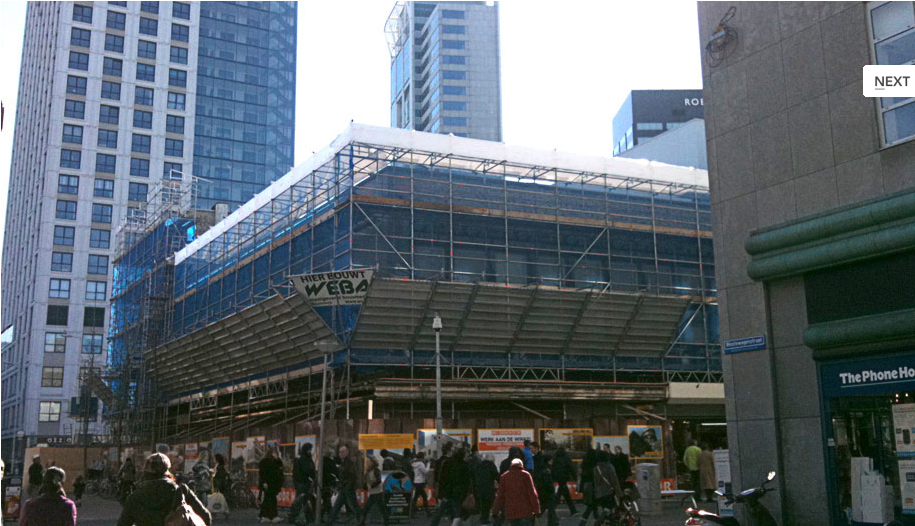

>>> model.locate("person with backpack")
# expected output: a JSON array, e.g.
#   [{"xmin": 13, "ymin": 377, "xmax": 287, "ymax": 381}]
[
  {"xmin": 117, "ymin": 452, "xmax": 211, "ymax": 526},
  {"xmin": 258, "ymin": 448, "xmax": 285, "ymax": 523},
  {"xmin": 19, "ymin": 466, "xmax": 77, "ymax": 526},
  {"xmin": 359, "ymin": 457, "xmax": 389, "ymax": 526}
]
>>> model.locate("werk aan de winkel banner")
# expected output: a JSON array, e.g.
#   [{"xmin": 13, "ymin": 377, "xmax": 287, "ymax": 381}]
[
  {"xmin": 290, "ymin": 269, "xmax": 374, "ymax": 306},
  {"xmin": 478, "ymin": 429, "xmax": 535, "ymax": 466}
]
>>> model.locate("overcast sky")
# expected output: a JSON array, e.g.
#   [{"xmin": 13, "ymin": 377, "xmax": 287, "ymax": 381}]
[{"xmin": 0, "ymin": 1, "xmax": 702, "ymax": 254}]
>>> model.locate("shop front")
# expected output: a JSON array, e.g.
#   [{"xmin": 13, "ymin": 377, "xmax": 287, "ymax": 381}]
[{"xmin": 821, "ymin": 352, "xmax": 915, "ymax": 525}]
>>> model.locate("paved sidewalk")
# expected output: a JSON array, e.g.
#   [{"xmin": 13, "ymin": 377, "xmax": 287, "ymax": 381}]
[{"xmin": 73, "ymin": 495, "xmax": 709, "ymax": 525}]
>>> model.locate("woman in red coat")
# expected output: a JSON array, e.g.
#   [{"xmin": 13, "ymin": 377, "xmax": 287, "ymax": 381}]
[{"xmin": 493, "ymin": 458, "xmax": 540, "ymax": 526}]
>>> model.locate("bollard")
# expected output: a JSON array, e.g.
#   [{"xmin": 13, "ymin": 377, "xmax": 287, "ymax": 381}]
[{"xmin": 635, "ymin": 463, "xmax": 662, "ymax": 516}]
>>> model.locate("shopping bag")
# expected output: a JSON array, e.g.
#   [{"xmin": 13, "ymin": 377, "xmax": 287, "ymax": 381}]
[{"xmin": 207, "ymin": 491, "xmax": 228, "ymax": 516}]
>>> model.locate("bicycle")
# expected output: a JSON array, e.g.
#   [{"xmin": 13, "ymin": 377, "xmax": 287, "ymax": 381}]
[
  {"xmin": 85, "ymin": 476, "xmax": 116, "ymax": 500},
  {"xmin": 231, "ymin": 479, "xmax": 257, "ymax": 509}
]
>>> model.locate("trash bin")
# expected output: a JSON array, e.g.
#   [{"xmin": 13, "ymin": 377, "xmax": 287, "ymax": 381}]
[{"xmin": 635, "ymin": 463, "xmax": 661, "ymax": 516}]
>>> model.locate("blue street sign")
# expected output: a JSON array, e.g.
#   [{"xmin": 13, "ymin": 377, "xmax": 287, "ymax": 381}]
[{"xmin": 724, "ymin": 335, "xmax": 766, "ymax": 354}]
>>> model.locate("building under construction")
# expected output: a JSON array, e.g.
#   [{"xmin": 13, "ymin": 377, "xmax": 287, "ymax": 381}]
[{"xmin": 109, "ymin": 124, "xmax": 723, "ymax": 471}]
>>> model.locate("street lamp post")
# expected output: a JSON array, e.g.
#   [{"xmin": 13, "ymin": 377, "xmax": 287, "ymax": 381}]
[
  {"xmin": 313, "ymin": 339, "xmax": 337, "ymax": 525},
  {"xmin": 433, "ymin": 313, "xmax": 443, "ymax": 456}
]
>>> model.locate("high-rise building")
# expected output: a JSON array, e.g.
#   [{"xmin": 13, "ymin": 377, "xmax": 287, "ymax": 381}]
[
  {"xmin": 612, "ymin": 89, "xmax": 704, "ymax": 156},
  {"xmin": 0, "ymin": 1, "xmax": 296, "ymax": 465},
  {"xmin": 386, "ymin": 1, "xmax": 502, "ymax": 141}
]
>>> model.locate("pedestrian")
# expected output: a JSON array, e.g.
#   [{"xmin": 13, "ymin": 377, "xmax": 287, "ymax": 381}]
[
  {"xmin": 683, "ymin": 440, "xmax": 702, "ymax": 493},
  {"xmin": 411, "ymin": 452, "xmax": 431, "ymax": 516},
  {"xmin": 430, "ymin": 447, "xmax": 472, "ymax": 526},
  {"xmin": 499, "ymin": 446, "xmax": 523, "ymax": 475},
  {"xmin": 72, "ymin": 474, "xmax": 86, "ymax": 507},
  {"xmin": 380, "ymin": 450, "xmax": 398, "ymax": 471},
  {"xmin": 212, "ymin": 454, "xmax": 231, "ymax": 502},
  {"xmin": 18, "ymin": 466, "xmax": 76, "ymax": 526},
  {"xmin": 290, "ymin": 443, "xmax": 316, "ymax": 525},
  {"xmin": 27, "ymin": 455, "xmax": 43, "ymax": 500},
  {"xmin": 493, "ymin": 458, "xmax": 540, "ymax": 526},
  {"xmin": 610, "ymin": 446, "xmax": 630, "ymax": 484},
  {"xmin": 325, "ymin": 444, "xmax": 360, "ymax": 525},
  {"xmin": 521, "ymin": 441, "xmax": 534, "ymax": 471},
  {"xmin": 576, "ymin": 448, "xmax": 598, "ymax": 526},
  {"xmin": 118, "ymin": 457, "xmax": 137, "ymax": 502},
  {"xmin": 117, "ymin": 452, "xmax": 211, "ymax": 526},
  {"xmin": 530, "ymin": 444, "xmax": 558, "ymax": 526},
  {"xmin": 551, "ymin": 448, "xmax": 578, "ymax": 516},
  {"xmin": 591, "ymin": 450, "xmax": 622, "ymax": 520},
  {"xmin": 258, "ymin": 447, "xmax": 285, "ymax": 523},
  {"xmin": 698, "ymin": 443, "xmax": 717, "ymax": 503},
  {"xmin": 359, "ymin": 457, "xmax": 388, "ymax": 526},
  {"xmin": 473, "ymin": 453, "xmax": 499, "ymax": 525},
  {"xmin": 321, "ymin": 448, "xmax": 340, "ymax": 522},
  {"xmin": 193, "ymin": 453, "xmax": 213, "ymax": 506},
  {"xmin": 400, "ymin": 448, "xmax": 415, "ymax": 482}
]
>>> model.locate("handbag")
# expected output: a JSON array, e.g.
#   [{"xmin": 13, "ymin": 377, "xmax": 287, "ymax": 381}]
[
  {"xmin": 164, "ymin": 484, "xmax": 208, "ymax": 526},
  {"xmin": 461, "ymin": 491, "xmax": 478, "ymax": 515},
  {"xmin": 207, "ymin": 491, "xmax": 228, "ymax": 516}
]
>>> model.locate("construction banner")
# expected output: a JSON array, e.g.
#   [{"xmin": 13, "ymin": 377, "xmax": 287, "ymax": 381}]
[
  {"xmin": 358, "ymin": 433, "xmax": 415, "ymax": 451},
  {"xmin": 477, "ymin": 429, "xmax": 534, "ymax": 466},
  {"xmin": 290, "ymin": 269, "xmax": 373, "ymax": 306}
]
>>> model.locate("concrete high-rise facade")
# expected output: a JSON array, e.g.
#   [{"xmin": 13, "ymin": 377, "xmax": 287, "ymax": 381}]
[
  {"xmin": 0, "ymin": 1, "xmax": 295, "ymax": 465},
  {"xmin": 386, "ymin": 1, "xmax": 502, "ymax": 141}
]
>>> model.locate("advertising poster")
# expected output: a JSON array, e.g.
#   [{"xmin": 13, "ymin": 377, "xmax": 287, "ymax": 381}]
[
  {"xmin": 295, "ymin": 435, "xmax": 317, "ymax": 460},
  {"xmin": 212, "ymin": 437, "xmax": 230, "ymax": 460},
  {"xmin": 3, "ymin": 485, "xmax": 20, "ymax": 519},
  {"xmin": 593, "ymin": 435, "xmax": 629, "ymax": 456},
  {"xmin": 627, "ymin": 425, "xmax": 663, "ymax": 459},
  {"xmin": 540, "ymin": 428, "xmax": 593, "ymax": 459},
  {"xmin": 714, "ymin": 449, "xmax": 734, "ymax": 517},
  {"xmin": 246, "ymin": 436, "xmax": 266, "ymax": 466},
  {"xmin": 184, "ymin": 442, "xmax": 199, "ymax": 472},
  {"xmin": 478, "ymin": 429, "xmax": 535, "ymax": 466},
  {"xmin": 900, "ymin": 458, "xmax": 915, "ymax": 515},
  {"xmin": 231, "ymin": 441, "xmax": 247, "ymax": 477},
  {"xmin": 198, "ymin": 441, "xmax": 212, "ymax": 466},
  {"xmin": 893, "ymin": 403, "xmax": 915, "ymax": 457},
  {"xmin": 359, "ymin": 434, "xmax": 416, "ymax": 469},
  {"xmin": 415, "ymin": 429, "xmax": 472, "ymax": 462}
]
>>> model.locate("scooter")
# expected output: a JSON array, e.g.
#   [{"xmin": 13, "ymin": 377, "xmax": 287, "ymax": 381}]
[{"xmin": 684, "ymin": 471, "xmax": 777, "ymax": 526}]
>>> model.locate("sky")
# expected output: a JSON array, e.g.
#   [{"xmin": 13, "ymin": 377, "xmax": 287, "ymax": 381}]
[{"xmin": 0, "ymin": 0, "xmax": 702, "ymax": 255}]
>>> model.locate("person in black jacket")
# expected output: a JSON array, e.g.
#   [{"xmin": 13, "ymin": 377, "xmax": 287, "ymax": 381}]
[
  {"xmin": 498, "ymin": 446, "xmax": 523, "ymax": 475},
  {"xmin": 472, "ymin": 453, "xmax": 499, "ymax": 525},
  {"xmin": 117, "ymin": 453, "xmax": 211, "ymax": 526},
  {"xmin": 552, "ymin": 448, "xmax": 578, "ymax": 516},
  {"xmin": 531, "ymin": 444, "xmax": 558, "ymax": 526},
  {"xmin": 326, "ymin": 444, "xmax": 360, "ymax": 525},
  {"xmin": 577, "ymin": 447, "xmax": 599, "ymax": 526},
  {"xmin": 430, "ymin": 448, "xmax": 472, "ymax": 526},
  {"xmin": 27, "ymin": 455, "xmax": 43, "ymax": 500},
  {"xmin": 258, "ymin": 447, "xmax": 285, "ymax": 522},
  {"xmin": 290, "ymin": 443, "xmax": 316, "ymax": 525}
]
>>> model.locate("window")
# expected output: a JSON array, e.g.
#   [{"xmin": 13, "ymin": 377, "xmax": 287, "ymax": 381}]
[
  {"xmin": 95, "ymin": 153, "xmax": 116, "ymax": 174},
  {"xmin": 136, "ymin": 63, "xmax": 155, "ymax": 82},
  {"xmin": 104, "ymin": 33, "xmax": 124, "ymax": 53},
  {"xmin": 164, "ymin": 138, "xmax": 183, "ymax": 157},
  {"xmin": 39, "ymin": 402, "xmax": 61, "ymax": 422},
  {"xmin": 94, "ymin": 179, "xmax": 114, "ymax": 198},
  {"xmin": 131, "ymin": 133, "xmax": 151, "ymax": 153},
  {"xmin": 135, "ymin": 86, "xmax": 154, "ymax": 106},
  {"xmin": 168, "ymin": 68, "xmax": 187, "ymax": 87},
  {"xmin": 167, "ymin": 92, "xmax": 185, "ymax": 110},
  {"xmin": 87, "ymin": 254, "xmax": 109, "ymax": 275},
  {"xmin": 442, "ymin": 25, "xmax": 465, "ymax": 34},
  {"xmin": 99, "ymin": 105, "xmax": 119, "ymax": 124},
  {"xmin": 442, "ymin": 9, "xmax": 464, "ymax": 19},
  {"xmin": 636, "ymin": 122, "xmax": 665, "ymax": 131},
  {"xmin": 138, "ymin": 40, "xmax": 157, "ymax": 59},
  {"xmin": 69, "ymin": 51, "xmax": 89, "ymax": 70},
  {"xmin": 443, "ymin": 117, "xmax": 468, "ymax": 126},
  {"xmin": 868, "ymin": 1, "xmax": 915, "ymax": 146},
  {"xmin": 442, "ymin": 55, "xmax": 466, "ymax": 65},
  {"xmin": 64, "ymin": 100, "xmax": 86, "ymax": 119},
  {"xmin": 443, "ymin": 101, "xmax": 467, "ymax": 111},
  {"xmin": 40, "ymin": 367, "xmax": 65, "ymax": 388},
  {"xmin": 41, "ymin": 367, "xmax": 65, "ymax": 388},
  {"xmin": 60, "ymin": 150, "xmax": 81, "ymax": 169},
  {"xmin": 84, "ymin": 307, "xmax": 105, "ymax": 327},
  {"xmin": 442, "ymin": 40, "xmax": 465, "ymax": 49},
  {"xmin": 66, "ymin": 75, "xmax": 87, "ymax": 95},
  {"xmin": 130, "ymin": 158, "xmax": 150, "ymax": 177},
  {"xmin": 54, "ymin": 226, "xmax": 75, "ymax": 246},
  {"xmin": 58, "ymin": 175, "xmax": 79, "ymax": 194},
  {"xmin": 443, "ymin": 86, "xmax": 466, "ymax": 96},
  {"xmin": 166, "ymin": 114, "xmax": 184, "ymax": 133},
  {"xmin": 97, "ymin": 129, "xmax": 118, "ymax": 148},
  {"xmin": 128, "ymin": 182, "xmax": 148, "ymax": 201},
  {"xmin": 92, "ymin": 203, "xmax": 113, "ymax": 223},
  {"xmin": 163, "ymin": 162, "xmax": 182, "ymax": 178},
  {"xmin": 106, "ymin": 10, "xmax": 125, "ymax": 30},
  {"xmin": 140, "ymin": 1, "xmax": 159, "ymax": 14},
  {"xmin": 62, "ymin": 124, "xmax": 83, "ymax": 144},
  {"xmin": 173, "ymin": 2, "xmax": 190, "ymax": 19},
  {"xmin": 442, "ymin": 70, "xmax": 466, "ymax": 80},
  {"xmin": 101, "ymin": 81, "xmax": 121, "ymax": 101},
  {"xmin": 90, "ymin": 229, "xmax": 110, "ymax": 249},
  {"xmin": 171, "ymin": 23, "xmax": 189, "ymax": 41},
  {"xmin": 82, "ymin": 334, "xmax": 103, "ymax": 354},
  {"xmin": 86, "ymin": 281, "xmax": 107, "ymax": 301},
  {"xmin": 55, "ymin": 200, "xmax": 77, "ymax": 220},
  {"xmin": 73, "ymin": 4, "xmax": 93, "ymax": 23},
  {"xmin": 109, "ymin": 1, "xmax": 127, "ymax": 6},
  {"xmin": 46, "ymin": 305, "xmax": 69, "ymax": 326},
  {"xmin": 139, "ymin": 17, "xmax": 158, "ymax": 36},
  {"xmin": 49, "ymin": 278, "xmax": 71, "ymax": 299},
  {"xmin": 170, "ymin": 46, "xmax": 188, "ymax": 64},
  {"xmin": 51, "ymin": 252, "xmax": 73, "ymax": 272},
  {"xmin": 45, "ymin": 332, "xmax": 66, "ymax": 353},
  {"xmin": 71, "ymin": 27, "xmax": 91, "ymax": 47}
]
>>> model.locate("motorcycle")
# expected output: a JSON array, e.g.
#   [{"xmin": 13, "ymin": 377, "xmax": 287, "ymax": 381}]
[{"xmin": 684, "ymin": 470, "xmax": 777, "ymax": 526}]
